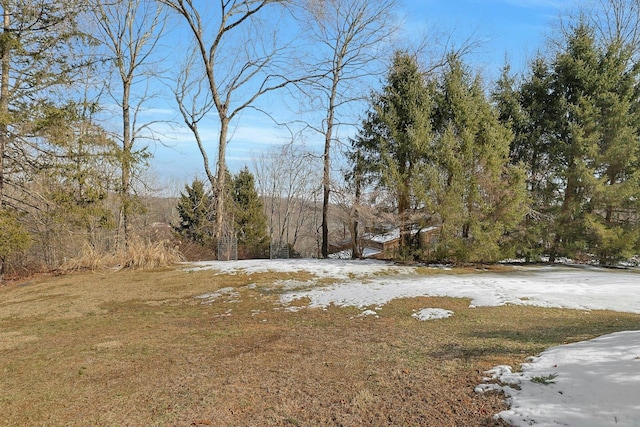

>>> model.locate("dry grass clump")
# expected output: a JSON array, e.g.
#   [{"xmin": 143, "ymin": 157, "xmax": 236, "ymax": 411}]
[{"xmin": 61, "ymin": 238, "xmax": 185, "ymax": 272}]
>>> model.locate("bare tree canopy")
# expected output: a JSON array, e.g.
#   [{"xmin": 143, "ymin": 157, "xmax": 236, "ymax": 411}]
[
  {"xmin": 89, "ymin": 0, "xmax": 167, "ymax": 246},
  {"xmin": 160, "ymin": 0, "xmax": 301, "ymax": 241},
  {"xmin": 587, "ymin": 0, "xmax": 640, "ymax": 47},
  {"xmin": 294, "ymin": 0, "xmax": 399, "ymax": 257},
  {"xmin": 252, "ymin": 143, "xmax": 321, "ymax": 256}
]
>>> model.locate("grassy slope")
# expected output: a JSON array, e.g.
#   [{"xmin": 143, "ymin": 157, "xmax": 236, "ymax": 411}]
[{"xmin": 1, "ymin": 266, "xmax": 639, "ymax": 426}]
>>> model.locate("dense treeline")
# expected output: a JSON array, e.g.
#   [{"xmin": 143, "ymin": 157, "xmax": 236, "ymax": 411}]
[
  {"xmin": 2, "ymin": 0, "xmax": 640, "ymax": 280},
  {"xmin": 502, "ymin": 23, "xmax": 640, "ymax": 264},
  {"xmin": 348, "ymin": 21, "xmax": 640, "ymax": 264}
]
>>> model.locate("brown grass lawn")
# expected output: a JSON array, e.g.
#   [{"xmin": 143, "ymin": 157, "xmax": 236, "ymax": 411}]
[{"xmin": 1, "ymin": 265, "xmax": 639, "ymax": 426}]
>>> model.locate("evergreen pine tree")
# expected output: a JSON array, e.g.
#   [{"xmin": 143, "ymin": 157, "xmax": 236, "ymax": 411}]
[
  {"xmin": 175, "ymin": 179, "xmax": 214, "ymax": 245},
  {"xmin": 429, "ymin": 56, "xmax": 528, "ymax": 262},
  {"xmin": 231, "ymin": 167, "xmax": 269, "ymax": 258},
  {"xmin": 580, "ymin": 35, "xmax": 640, "ymax": 263},
  {"xmin": 494, "ymin": 60, "xmax": 557, "ymax": 260},
  {"xmin": 351, "ymin": 50, "xmax": 433, "ymax": 258},
  {"xmin": 516, "ymin": 22, "xmax": 640, "ymax": 263}
]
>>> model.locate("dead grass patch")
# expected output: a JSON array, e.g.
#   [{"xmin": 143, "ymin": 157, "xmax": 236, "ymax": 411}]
[
  {"xmin": 60, "ymin": 238, "xmax": 185, "ymax": 272},
  {"xmin": 0, "ymin": 267, "xmax": 638, "ymax": 426},
  {"xmin": 0, "ymin": 331, "xmax": 39, "ymax": 351}
]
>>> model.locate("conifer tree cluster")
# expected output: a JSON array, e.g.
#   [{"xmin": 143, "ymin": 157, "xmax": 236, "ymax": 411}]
[
  {"xmin": 350, "ymin": 51, "xmax": 527, "ymax": 263},
  {"xmin": 175, "ymin": 168, "xmax": 269, "ymax": 259},
  {"xmin": 495, "ymin": 22, "xmax": 640, "ymax": 264},
  {"xmin": 349, "ymin": 21, "xmax": 640, "ymax": 265}
]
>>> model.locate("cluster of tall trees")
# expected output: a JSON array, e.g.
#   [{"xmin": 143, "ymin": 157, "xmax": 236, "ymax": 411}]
[
  {"xmin": 0, "ymin": 0, "xmax": 403, "ymax": 276},
  {"xmin": 0, "ymin": 0, "xmax": 166, "ymax": 280},
  {"xmin": 3, "ymin": 0, "xmax": 640, "ymax": 279},
  {"xmin": 497, "ymin": 22, "xmax": 640, "ymax": 264},
  {"xmin": 347, "ymin": 18, "xmax": 640, "ymax": 264},
  {"xmin": 175, "ymin": 168, "xmax": 269, "ymax": 259},
  {"xmin": 349, "ymin": 52, "xmax": 527, "ymax": 262}
]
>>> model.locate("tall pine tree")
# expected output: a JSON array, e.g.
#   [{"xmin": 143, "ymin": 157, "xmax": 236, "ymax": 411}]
[
  {"xmin": 512, "ymin": 22, "xmax": 640, "ymax": 264},
  {"xmin": 429, "ymin": 56, "xmax": 528, "ymax": 262},
  {"xmin": 351, "ymin": 50, "xmax": 433, "ymax": 258},
  {"xmin": 493, "ymin": 60, "xmax": 558, "ymax": 260},
  {"xmin": 232, "ymin": 167, "xmax": 269, "ymax": 258},
  {"xmin": 586, "ymin": 38, "xmax": 640, "ymax": 263},
  {"xmin": 175, "ymin": 179, "xmax": 214, "ymax": 245}
]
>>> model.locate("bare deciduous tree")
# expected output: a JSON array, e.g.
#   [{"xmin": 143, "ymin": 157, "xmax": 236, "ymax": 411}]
[
  {"xmin": 160, "ymin": 0, "xmax": 299, "ymax": 242},
  {"xmin": 588, "ymin": 0, "xmax": 640, "ymax": 48},
  {"xmin": 90, "ymin": 0, "xmax": 167, "ymax": 246},
  {"xmin": 296, "ymin": 0, "xmax": 398, "ymax": 258},
  {"xmin": 253, "ymin": 143, "xmax": 321, "ymax": 256}
]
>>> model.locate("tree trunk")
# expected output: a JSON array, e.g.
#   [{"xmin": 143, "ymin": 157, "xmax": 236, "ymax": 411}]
[
  {"xmin": 0, "ymin": 5, "xmax": 10, "ymax": 207},
  {"xmin": 321, "ymin": 80, "xmax": 338, "ymax": 258},
  {"xmin": 121, "ymin": 79, "xmax": 131, "ymax": 247},
  {"xmin": 321, "ymin": 153, "xmax": 330, "ymax": 258},
  {"xmin": 215, "ymin": 117, "xmax": 229, "ymax": 241},
  {"xmin": 398, "ymin": 185, "xmax": 411, "ymax": 253},
  {"xmin": 350, "ymin": 218, "xmax": 361, "ymax": 259},
  {"xmin": 351, "ymin": 168, "xmax": 362, "ymax": 259},
  {"xmin": 550, "ymin": 171, "xmax": 578, "ymax": 262}
]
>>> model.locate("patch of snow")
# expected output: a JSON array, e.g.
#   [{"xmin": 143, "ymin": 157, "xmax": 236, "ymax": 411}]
[
  {"xmin": 478, "ymin": 331, "xmax": 640, "ymax": 426},
  {"xmin": 359, "ymin": 309, "xmax": 378, "ymax": 317},
  {"xmin": 278, "ymin": 264, "xmax": 640, "ymax": 314},
  {"xmin": 412, "ymin": 308, "xmax": 453, "ymax": 321},
  {"xmin": 184, "ymin": 258, "xmax": 640, "ymax": 425},
  {"xmin": 328, "ymin": 249, "xmax": 352, "ymax": 259},
  {"xmin": 367, "ymin": 228, "xmax": 400, "ymax": 243},
  {"xmin": 362, "ymin": 247, "xmax": 382, "ymax": 258},
  {"xmin": 212, "ymin": 309, "xmax": 233, "ymax": 318},
  {"xmin": 327, "ymin": 247, "xmax": 383, "ymax": 260},
  {"xmin": 185, "ymin": 258, "xmax": 412, "ymax": 280}
]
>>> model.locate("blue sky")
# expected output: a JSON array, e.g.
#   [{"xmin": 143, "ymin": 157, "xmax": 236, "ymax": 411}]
[
  {"xmin": 148, "ymin": 0, "xmax": 573, "ymax": 187},
  {"xmin": 401, "ymin": 0, "xmax": 569, "ymax": 71}
]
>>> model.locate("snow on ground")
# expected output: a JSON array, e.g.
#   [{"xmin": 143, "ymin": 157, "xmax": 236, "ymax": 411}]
[
  {"xmin": 188, "ymin": 259, "xmax": 640, "ymax": 426},
  {"xmin": 477, "ymin": 331, "xmax": 640, "ymax": 426},
  {"xmin": 412, "ymin": 308, "xmax": 453, "ymax": 320},
  {"xmin": 274, "ymin": 263, "xmax": 640, "ymax": 314},
  {"xmin": 187, "ymin": 258, "xmax": 414, "ymax": 280},
  {"xmin": 195, "ymin": 286, "xmax": 240, "ymax": 304}
]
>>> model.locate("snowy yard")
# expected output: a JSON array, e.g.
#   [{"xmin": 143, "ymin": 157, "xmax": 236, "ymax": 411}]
[{"xmin": 191, "ymin": 259, "xmax": 640, "ymax": 426}]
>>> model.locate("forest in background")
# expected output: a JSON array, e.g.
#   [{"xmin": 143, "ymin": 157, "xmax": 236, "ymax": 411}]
[{"xmin": 2, "ymin": 0, "xmax": 640, "ymax": 281}]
